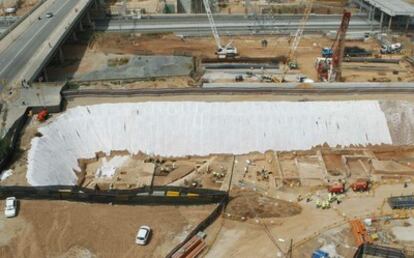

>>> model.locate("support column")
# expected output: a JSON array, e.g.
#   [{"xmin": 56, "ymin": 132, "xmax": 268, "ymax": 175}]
[
  {"xmin": 368, "ymin": 6, "xmax": 372, "ymax": 21},
  {"xmin": 406, "ymin": 16, "xmax": 410, "ymax": 32},
  {"xmin": 42, "ymin": 68, "xmax": 48, "ymax": 82},
  {"xmin": 388, "ymin": 15, "xmax": 393, "ymax": 31},
  {"xmin": 58, "ymin": 46, "xmax": 64, "ymax": 64},
  {"xmin": 72, "ymin": 31, "xmax": 78, "ymax": 41},
  {"xmin": 79, "ymin": 21, "xmax": 84, "ymax": 31},
  {"xmin": 85, "ymin": 12, "xmax": 92, "ymax": 26},
  {"xmin": 380, "ymin": 11, "xmax": 384, "ymax": 30}
]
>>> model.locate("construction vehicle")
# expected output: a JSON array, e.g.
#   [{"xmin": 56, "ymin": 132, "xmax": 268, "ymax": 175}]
[
  {"xmin": 321, "ymin": 47, "xmax": 333, "ymax": 58},
  {"xmin": 351, "ymin": 179, "xmax": 370, "ymax": 192},
  {"xmin": 37, "ymin": 109, "xmax": 49, "ymax": 122},
  {"xmin": 380, "ymin": 43, "xmax": 402, "ymax": 54},
  {"xmin": 281, "ymin": 0, "xmax": 314, "ymax": 81},
  {"xmin": 312, "ymin": 249, "xmax": 330, "ymax": 258},
  {"xmin": 316, "ymin": 11, "xmax": 351, "ymax": 82},
  {"xmin": 203, "ymin": 0, "xmax": 238, "ymax": 59},
  {"xmin": 328, "ymin": 182, "xmax": 345, "ymax": 194},
  {"xmin": 322, "ymin": 46, "xmax": 372, "ymax": 58}
]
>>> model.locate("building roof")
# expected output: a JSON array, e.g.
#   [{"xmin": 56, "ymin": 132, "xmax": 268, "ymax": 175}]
[{"xmin": 366, "ymin": 0, "xmax": 414, "ymax": 16}]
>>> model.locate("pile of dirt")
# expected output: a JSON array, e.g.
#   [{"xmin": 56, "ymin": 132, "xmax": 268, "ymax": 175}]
[{"xmin": 226, "ymin": 188, "xmax": 302, "ymax": 220}]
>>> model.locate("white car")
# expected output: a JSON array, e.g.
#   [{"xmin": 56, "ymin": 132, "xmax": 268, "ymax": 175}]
[
  {"xmin": 136, "ymin": 225, "xmax": 151, "ymax": 245},
  {"xmin": 45, "ymin": 12, "xmax": 53, "ymax": 18},
  {"xmin": 4, "ymin": 197, "xmax": 17, "ymax": 218}
]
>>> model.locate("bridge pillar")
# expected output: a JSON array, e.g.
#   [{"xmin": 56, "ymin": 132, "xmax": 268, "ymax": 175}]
[
  {"xmin": 72, "ymin": 31, "xmax": 79, "ymax": 41},
  {"xmin": 85, "ymin": 12, "xmax": 92, "ymax": 26},
  {"xmin": 379, "ymin": 11, "xmax": 384, "ymax": 30},
  {"xmin": 41, "ymin": 68, "xmax": 48, "ymax": 82},
  {"xmin": 388, "ymin": 16, "xmax": 393, "ymax": 31},
  {"xmin": 79, "ymin": 21, "xmax": 84, "ymax": 32},
  {"xmin": 58, "ymin": 47, "xmax": 65, "ymax": 64},
  {"xmin": 405, "ymin": 17, "xmax": 410, "ymax": 32}
]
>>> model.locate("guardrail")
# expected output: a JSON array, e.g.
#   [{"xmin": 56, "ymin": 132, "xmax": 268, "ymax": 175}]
[{"xmin": 61, "ymin": 85, "xmax": 414, "ymax": 98}]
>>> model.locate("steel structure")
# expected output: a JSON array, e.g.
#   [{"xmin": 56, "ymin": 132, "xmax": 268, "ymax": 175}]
[
  {"xmin": 329, "ymin": 11, "xmax": 352, "ymax": 82},
  {"xmin": 281, "ymin": 0, "xmax": 315, "ymax": 81}
]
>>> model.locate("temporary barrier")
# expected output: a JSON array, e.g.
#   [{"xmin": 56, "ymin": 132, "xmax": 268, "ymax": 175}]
[
  {"xmin": 388, "ymin": 195, "xmax": 414, "ymax": 209},
  {"xmin": 166, "ymin": 198, "xmax": 228, "ymax": 258},
  {"xmin": 354, "ymin": 243, "xmax": 406, "ymax": 258},
  {"xmin": 0, "ymin": 185, "xmax": 228, "ymax": 206}
]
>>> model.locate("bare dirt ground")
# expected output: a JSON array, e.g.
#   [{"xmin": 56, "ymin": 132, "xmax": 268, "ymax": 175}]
[
  {"xmin": 226, "ymin": 188, "xmax": 302, "ymax": 220},
  {"xmin": 203, "ymin": 184, "xmax": 414, "ymax": 258},
  {"xmin": 0, "ymin": 200, "xmax": 215, "ymax": 258},
  {"xmin": 52, "ymin": 33, "xmax": 414, "ymax": 84},
  {"xmin": 214, "ymin": 0, "xmax": 349, "ymax": 15}
]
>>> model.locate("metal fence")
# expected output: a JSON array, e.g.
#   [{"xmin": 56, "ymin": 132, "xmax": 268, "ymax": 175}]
[
  {"xmin": 0, "ymin": 185, "xmax": 228, "ymax": 206},
  {"xmin": 165, "ymin": 197, "xmax": 228, "ymax": 258},
  {"xmin": 388, "ymin": 195, "xmax": 414, "ymax": 209},
  {"xmin": 354, "ymin": 243, "xmax": 406, "ymax": 258}
]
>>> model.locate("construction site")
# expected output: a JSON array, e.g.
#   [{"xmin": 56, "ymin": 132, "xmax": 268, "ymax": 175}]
[{"xmin": 1, "ymin": 0, "xmax": 414, "ymax": 258}]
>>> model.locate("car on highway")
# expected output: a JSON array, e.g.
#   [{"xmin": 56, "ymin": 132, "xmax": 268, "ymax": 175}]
[
  {"xmin": 45, "ymin": 12, "xmax": 53, "ymax": 18},
  {"xmin": 136, "ymin": 225, "xmax": 151, "ymax": 245},
  {"xmin": 4, "ymin": 197, "xmax": 17, "ymax": 218}
]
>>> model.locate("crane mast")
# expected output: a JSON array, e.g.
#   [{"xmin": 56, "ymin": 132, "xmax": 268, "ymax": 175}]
[
  {"xmin": 203, "ymin": 0, "xmax": 238, "ymax": 58},
  {"xmin": 203, "ymin": 0, "xmax": 222, "ymax": 49},
  {"xmin": 281, "ymin": 0, "xmax": 314, "ymax": 81},
  {"xmin": 329, "ymin": 11, "xmax": 351, "ymax": 82}
]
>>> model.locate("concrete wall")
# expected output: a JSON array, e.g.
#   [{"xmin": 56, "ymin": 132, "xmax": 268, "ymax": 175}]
[{"xmin": 177, "ymin": 0, "xmax": 205, "ymax": 13}]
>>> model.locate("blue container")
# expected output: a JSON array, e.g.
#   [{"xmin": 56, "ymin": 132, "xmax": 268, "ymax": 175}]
[{"xmin": 312, "ymin": 249, "xmax": 330, "ymax": 258}]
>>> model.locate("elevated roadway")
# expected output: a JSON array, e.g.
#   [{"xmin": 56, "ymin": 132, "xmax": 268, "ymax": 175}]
[
  {"xmin": 94, "ymin": 13, "xmax": 380, "ymax": 35},
  {"xmin": 0, "ymin": 0, "xmax": 93, "ymax": 88}
]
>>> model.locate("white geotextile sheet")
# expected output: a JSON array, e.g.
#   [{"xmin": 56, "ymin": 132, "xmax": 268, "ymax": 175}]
[
  {"xmin": 96, "ymin": 156, "xmax": 129, "ymax": 178},
  {"xmin": 27, "ymin": 101, "xmax": 392, "ymax": 186}
]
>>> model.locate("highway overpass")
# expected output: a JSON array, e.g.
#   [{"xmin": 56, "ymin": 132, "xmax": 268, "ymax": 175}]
[
  {"xmin": 94, "ymin": 13, "xmax": 380, "ymax": 35},
  {"xmin": 0, "ymin": 0, "xmax": 94, "ymax": 88}
]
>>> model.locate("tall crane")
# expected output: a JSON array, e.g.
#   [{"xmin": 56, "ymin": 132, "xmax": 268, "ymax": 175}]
[
  {"xmin": 329, "ymin": 11, "xmax": 351, "ymax": 82},
  {"xmin": 203, "ymin": 0, "xmax": 238, "ymax": 58},
  {"xmin": 316, "ymin": 11, "xmax": 351, "ymax": 82},
  {"xmin": 281, "ymin": 0, "xmax": 315, "ymax": 82}
]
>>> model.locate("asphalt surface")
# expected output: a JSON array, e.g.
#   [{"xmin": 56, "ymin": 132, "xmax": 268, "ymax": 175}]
[
  {"xmin": 95, "ymin": 14, "xmax": 379, "ymax": 34},
  {"xmin": 0, "ymin": 0, "xmax": 81, "ymax": 87}
]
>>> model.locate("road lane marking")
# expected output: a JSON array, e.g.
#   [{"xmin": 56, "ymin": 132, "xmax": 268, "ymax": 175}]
[{"xmin": 0, "ymin": 0, "xmax": 76, "ymax": 79}]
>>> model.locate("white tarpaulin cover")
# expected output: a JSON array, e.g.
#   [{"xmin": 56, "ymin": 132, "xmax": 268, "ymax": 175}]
[
  {"xmin": 27, "ymin": 101, "xmax": 392, "ymax": 186},
  {"xmin": 95, "ymin": 156, "xmax": 129, "ymax": 178}
]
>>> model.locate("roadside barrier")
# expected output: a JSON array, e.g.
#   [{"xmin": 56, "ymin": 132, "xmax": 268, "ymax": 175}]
[{"xmin": 0, "ymin": 185, "xmax": 228, "ymax": 206}]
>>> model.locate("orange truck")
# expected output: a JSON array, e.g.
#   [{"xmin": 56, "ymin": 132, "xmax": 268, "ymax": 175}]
[
  {"xmin": 351, "ymin": 180, "xmax": 369, "ymax": 192},
  {"xmin": 328, "ymin": 182, "xmax": 345, "ymax": 194}
]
